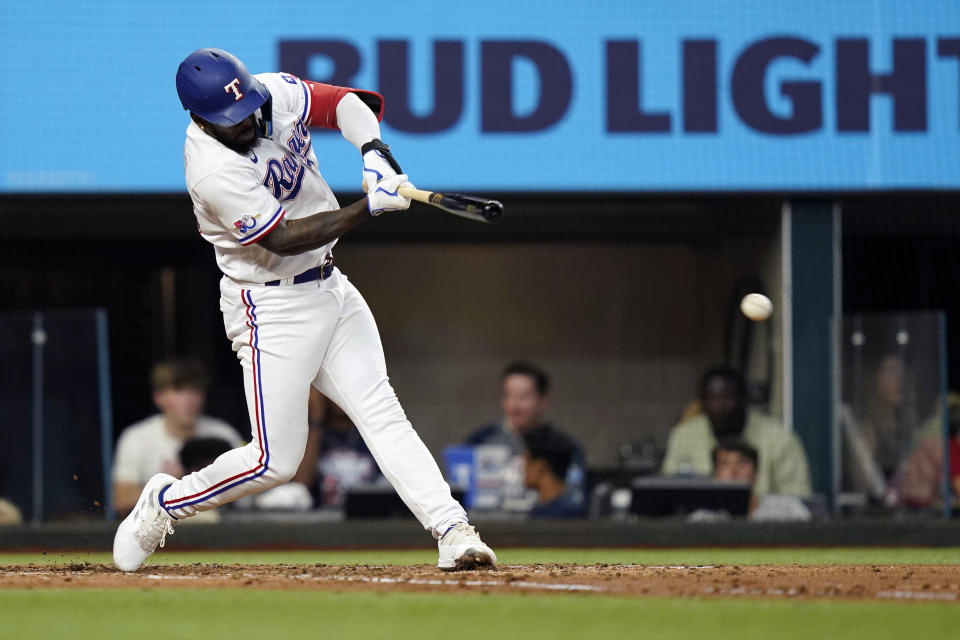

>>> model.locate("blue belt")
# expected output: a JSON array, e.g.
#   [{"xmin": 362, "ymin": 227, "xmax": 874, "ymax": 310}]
[{"xmin": 265, "ymin": 262, "xmax": 334, "ymax": 287}]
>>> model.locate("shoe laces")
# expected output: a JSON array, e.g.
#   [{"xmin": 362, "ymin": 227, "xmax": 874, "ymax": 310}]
[
  {"xmin": 441, "ymin": 523, "xmax": 480, "ymax": 545},
  {"xmin": 135, "ymin": 504, "xmax": 175, "ymax": 551}
]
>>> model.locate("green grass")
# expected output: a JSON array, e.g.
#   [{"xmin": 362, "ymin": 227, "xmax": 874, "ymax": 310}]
[
  {"xmin": 0, "ymin": 588, "xmax": 956, "ymax": 640},
  {"xmin": 2, "ymin": 546, "xmax": 959, "ymax": 567},
  {"xmin": 1, "ymin": 548, "xmax": 958, "ymax": 640}
]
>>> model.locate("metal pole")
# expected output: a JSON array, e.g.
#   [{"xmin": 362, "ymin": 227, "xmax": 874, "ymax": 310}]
[
  {"xmin": 780, "ymin": 201, "xmax": 793, "ymax": 432},
  {"xmin": 831, "ymin": 202, "xmax": 842, "ymax": 514},
  {"xmin": 96, "ymin": 310, "xmax": 116, "ymax": 521},
  {"xmin": 31, "ymin": 312, "xmax": 46, "ymax": 525}
]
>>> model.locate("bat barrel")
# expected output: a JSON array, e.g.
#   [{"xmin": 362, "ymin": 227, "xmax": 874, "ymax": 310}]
[
  {"xmin": 399, "ymin": 186, "xmax": 504, "ymax": 224},
  {"xmin": 481, "ymin": 201, "xmax": 504, "ymax": 222}
]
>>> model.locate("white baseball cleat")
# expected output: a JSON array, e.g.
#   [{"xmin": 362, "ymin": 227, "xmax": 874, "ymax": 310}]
[
  {"xmin": 113, "ymin": 473, "xmax": 178, "ymax": 572},
  {"xmin": 437, "ymin": 523, "xmax": 497, "ymax": 571}
]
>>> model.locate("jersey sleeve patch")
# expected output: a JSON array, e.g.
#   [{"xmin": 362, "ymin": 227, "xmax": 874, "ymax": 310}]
[
  {"xmin": 260, "ymin": 72, "xmax": 308, "ymax": 123},
  {"xmin": 278, "ymin": 73, "xmax": 311, "ymax": 123},
  {"xmin": 234, "ymin": 206, "xmax": 285, "ymax": 245}
]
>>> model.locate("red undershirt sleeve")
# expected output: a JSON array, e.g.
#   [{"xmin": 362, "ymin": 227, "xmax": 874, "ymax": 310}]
[{"xmin": 304, "ymin": 81, "xmax": 384, "ymax": 129}]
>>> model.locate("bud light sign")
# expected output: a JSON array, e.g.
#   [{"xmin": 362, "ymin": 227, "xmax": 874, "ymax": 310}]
[{"xmin": 1, "ymin": 1, "xmax": 958, "ymax": 192}]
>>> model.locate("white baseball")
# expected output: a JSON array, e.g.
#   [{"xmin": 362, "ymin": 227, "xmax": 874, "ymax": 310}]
[{"xmin": 740, "ymin": 293, "xmax": 773, "ymax": 322}]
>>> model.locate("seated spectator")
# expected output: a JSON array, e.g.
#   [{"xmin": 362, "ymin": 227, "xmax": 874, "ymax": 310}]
[
  {"xmin": 842, "ymin": 353, "xmax": 921, "ymax": 504},
  {"xmin": 176, "ymin": 437, "xmax": 233, "ymax": 523},
  {"xmin": 894, "ymin": 391, "xmax": 960, "ymax": 509},
  {"xmin": 464, "ymin": 361, "xmax": 586, "ymax": 500},
  {"xmin": 522, "ymin": 425, "xmax": 586, "ymax": 518},
  {"xmin": 112, "ymin": 358, "xmax": 243, "ymax": 515},
  {"xmin": 179, "ymin": 437, "xmax": 233, "ymax": 475},
  {"xmin": 710, "ymin": 438, "xmax": 811, "ymax": 521},
  {"xmin": 298, "ymin": 388, "xmax": 382, "ymax": 507},
  {"xmin": 661, "ymin": 365, "xmax": 812, "ymax": 497},
  {"xmin": 177, "ymin": 435, "xmax": 313, "ymax": 514},
  {"xmin": 0, "ymin": 474, "xmax": 21, "ymax": 525},
  {"xmin": 0, "ymin": 498, "xmax": 23, "ymax": 525},
  {"xmin": 713, "ymin": 437, "xmax": 760, "ymax": 486}
]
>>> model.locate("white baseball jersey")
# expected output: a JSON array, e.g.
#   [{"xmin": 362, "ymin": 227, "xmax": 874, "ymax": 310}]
[{"xmin": 184, "ymin": 72, "xmax": 339, "ymax": 285}]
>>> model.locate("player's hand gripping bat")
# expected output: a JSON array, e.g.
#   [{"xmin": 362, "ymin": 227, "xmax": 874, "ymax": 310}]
[
  {"xmin": 397, "ymin": 186, "xmax": 504, "ymax": 224},
  {"xmin": 360, "ymin": 140, "xmax": 503, "ymax": 223}
]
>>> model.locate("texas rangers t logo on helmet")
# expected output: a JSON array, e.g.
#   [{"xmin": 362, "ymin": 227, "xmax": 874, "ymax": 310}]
[{"xmin": 224, "ymin": 78, "xmax": 244, "ymax": 101}]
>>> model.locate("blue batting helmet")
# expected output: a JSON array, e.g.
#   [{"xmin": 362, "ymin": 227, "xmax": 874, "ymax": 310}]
[{"xmin": 176, "ymin": 48, "xmax": 271, "ymax": 128}]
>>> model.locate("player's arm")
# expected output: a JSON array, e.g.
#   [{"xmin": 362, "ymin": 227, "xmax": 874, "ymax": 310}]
[
  {"xmin": 257, "ymin": 79, "xmax": 409, "ymax": 257},
  {"xmin": 305, "ymin": 81, "xmax": 403, "ymax": 193},
  {"xmin": 303, "ymin": 81, "xmax": 383, "ymax": 129},
  {"xmin": 257, "ymin": 174, "xmax": 412, "ymax": 257},
  {"xmin": 256, "ymin": 198, "xmax": 370, "ymax": 256}
]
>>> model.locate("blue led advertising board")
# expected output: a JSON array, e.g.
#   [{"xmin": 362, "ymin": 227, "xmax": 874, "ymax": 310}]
[{"xmin": 1, "ymin": 1, "xmax": 958, "ymax": 192}]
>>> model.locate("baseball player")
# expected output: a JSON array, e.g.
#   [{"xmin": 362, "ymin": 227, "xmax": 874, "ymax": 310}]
[{"xmin": 113, "ymin": 48, "xmax": 496, "ymax": 572}]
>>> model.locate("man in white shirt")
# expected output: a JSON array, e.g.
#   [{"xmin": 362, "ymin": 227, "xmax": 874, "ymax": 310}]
[{"xmin": 112, "ymin": 358, "xmax": 242, "ymax": 515}]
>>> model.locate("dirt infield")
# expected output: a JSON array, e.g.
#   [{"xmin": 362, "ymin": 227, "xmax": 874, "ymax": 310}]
[{"xmin": 2, "ymin": 563, "xmax": 959, "ymax": 602}]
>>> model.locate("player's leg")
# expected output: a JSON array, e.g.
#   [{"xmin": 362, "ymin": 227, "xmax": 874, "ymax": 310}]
[
  {"xmin": 114, "ymin": 284, "xmax": 333, "ymax": 570},
  {"xmin": 115, "ymin": 283, "xmax": 337, "ymax": 571},
  {"xmin": 313, "ymin": 275, "xmax": 467, "ymax": 535},
  {"xmin": 158, "ymin": 285, "xmax": 334, "ymax": 518},
  {"xmin": 157, "ymin": 358, "xmax": 308, "ymax": 519},
  {"xmin": 313, "ymin": 273, "xmax": 495, "ymax": 568}
]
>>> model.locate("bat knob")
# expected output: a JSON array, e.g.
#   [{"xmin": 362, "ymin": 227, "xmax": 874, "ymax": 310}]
[{"xmin": 482, "ymin": 201, "xmax": 504, "ymax": 223}]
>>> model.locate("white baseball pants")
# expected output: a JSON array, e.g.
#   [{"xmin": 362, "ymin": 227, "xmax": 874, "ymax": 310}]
[{"xmin": 157, "ymin": 268, "xmax": 467, "ymax": 537}]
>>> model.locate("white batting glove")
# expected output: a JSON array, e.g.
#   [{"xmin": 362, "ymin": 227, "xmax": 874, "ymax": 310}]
[
  {"xmin": 367, "ymin": 174, "xmax": 414, "ymax": 215},
  {"xmin": 362, "ymin": 148, "xmax": 399, "ymax": 194}
]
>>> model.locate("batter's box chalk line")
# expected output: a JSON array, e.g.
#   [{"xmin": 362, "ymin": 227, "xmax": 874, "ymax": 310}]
[{"xmin": 237, "ymin": 572, "xmax": 604, "ymax": 593}]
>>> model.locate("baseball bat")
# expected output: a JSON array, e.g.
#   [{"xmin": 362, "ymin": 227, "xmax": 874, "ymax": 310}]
[{"xmin": 398, "ymin": 186, "xmax": 504, "ymax": 224}]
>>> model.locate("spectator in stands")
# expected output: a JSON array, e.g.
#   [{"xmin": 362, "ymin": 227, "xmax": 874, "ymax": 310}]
[
  {"xmin": 661, "ymin": 365, "xmax": 812, "ymax": 497},
  {"xmin": 893, "ymin": 391, "xmax": 960, "ymax": 509},
  {"xmin": 863, "ymin": 355, "xmax": 918, "ymax": 475},
  {"xmin": 179, "ymin": 433, "xmax": 314, "ymax": 514},
  {"xmin": 175, "ymin": 437, "xmax": 234, "ymax": 523},
  {"xmin": 179, "ymin": 437, "xmax": 233, "ymax": 475},
  {"xmin": 522, "ymin": 425, "xmax": 586, "ymax": 518},
  {"xmin": 112, "ymin": 358, "xmax": 243, "ymax": 515},
  {"xmin": 464, "ymin": 361, "xmax": 586, "ymax": 500},
  {"xmin": 842, "ymin": 353, "xmax": 920, "ymax": 503},
  {"xmin": 0, "ymin": 498, "xmax": 22, "ymax": 525},
  {"xmin": 710, "ymin": 437, "xmax": 811, "ymax": 521},
  {"xmin": 0, "ymin": 473, "xmax": 21, "ymax": 525},
  {"xmin": 298, "ymin": 388, "xmax": 382, "ymax": 507},
  {"xmin": 713, "ymin": 437, "xmax": 760, "ymax": 485}
]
